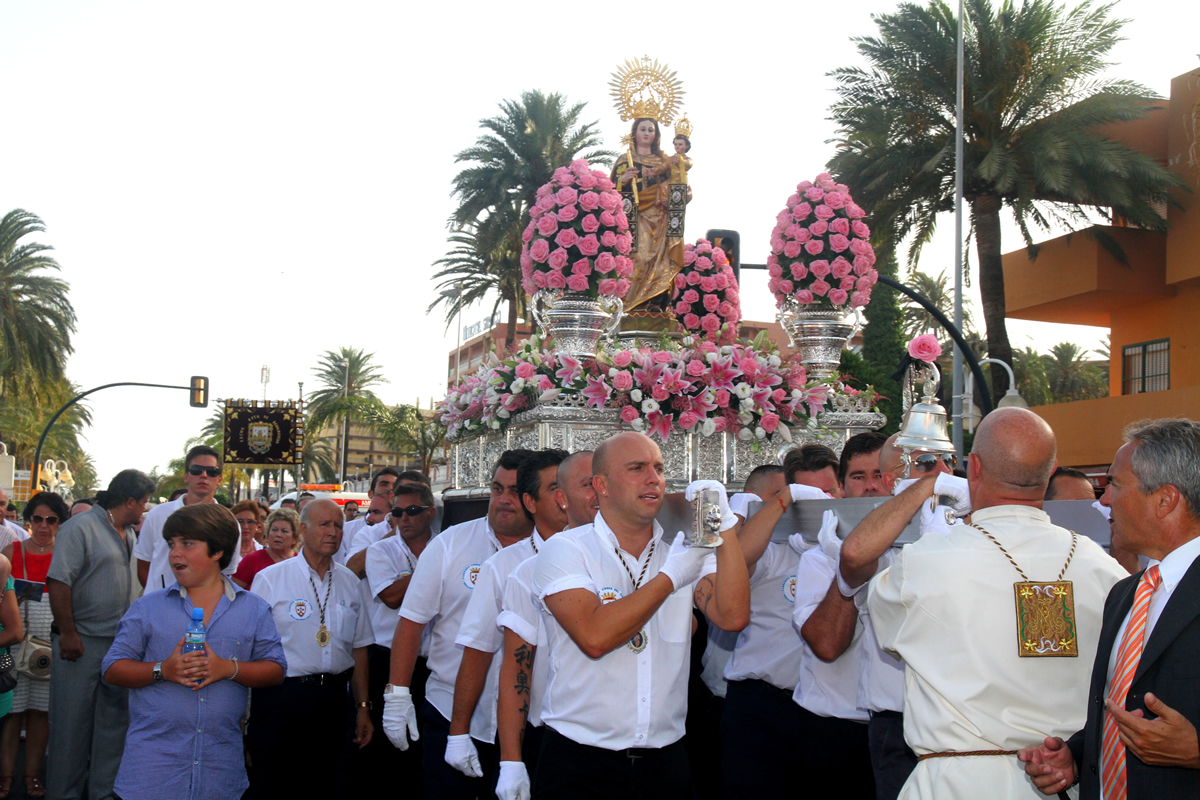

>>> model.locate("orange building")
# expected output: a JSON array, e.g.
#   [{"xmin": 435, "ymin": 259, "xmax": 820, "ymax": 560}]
[{"xmin": 1002, "ymin": 69, "xmax": 1200, "ymax": 478}]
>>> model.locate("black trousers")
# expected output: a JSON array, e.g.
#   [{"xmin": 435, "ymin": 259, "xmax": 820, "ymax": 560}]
[
  {"xmin": 523, "ymin": 722, "xmax": 545, "ymax": 788},
  {"xmin": 720, "ymin": 678, "xmax": 805, "ymax": 800},
  {"xmin": 796, "ymin": 703, "xmax": 876, "ymax": 799},
  {"xmin": 344, "ymin": 646, "xmax": 431, "ymax": 797},
  {"xmin": 534, "ymin": 726, "xmax": 692, "ymax": 800},
  {"xmin": 246, "ymin": 672, "xmax": 350, "ymax": 799},
  {"xmin": 418, "ymin": 698, "xmax": 499, "ymax": 800},
  {"xmin": 867, "ymin": 711, "xmax": 918, "ymax": 800}
]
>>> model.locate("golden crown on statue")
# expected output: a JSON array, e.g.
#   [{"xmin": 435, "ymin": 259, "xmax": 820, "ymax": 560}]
[
  {"xmin": 674, "ymin": 113, "xmax": 693, "ymax": 138},
  {"xmin": 609, "ymin": 56, "xmax": 685, "ymax": 125}
]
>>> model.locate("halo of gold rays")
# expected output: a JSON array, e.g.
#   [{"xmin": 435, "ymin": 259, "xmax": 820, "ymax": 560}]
[{"xmin": 609, "ymin": 56, "xmax": 685, "ymax": 125}]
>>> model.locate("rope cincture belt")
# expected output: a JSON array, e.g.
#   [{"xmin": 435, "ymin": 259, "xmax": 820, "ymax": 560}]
[{"xmin": 916, "ymin": 749, "xmax": 1019, "ymax": 762}]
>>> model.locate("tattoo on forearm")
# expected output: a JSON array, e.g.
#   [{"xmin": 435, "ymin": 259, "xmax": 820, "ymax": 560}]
[
  {"xmin": 694, "ymin": 575, "xmax": 715, "ymax": 613},
  {"xmin": 518, "ymin": 700, "xmax": 529, "ymax": 720},
  {"xmin": 514, "ymin": 670, "xmax": 530, "ymax": 697},
  {"xmin": 514, "ymin": 644, "xmax": 533, "ymax": 671}
]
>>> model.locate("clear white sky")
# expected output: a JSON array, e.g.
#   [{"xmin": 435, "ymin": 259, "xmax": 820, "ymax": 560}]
[{"xmin": 2, "ymin": 0, "xmax": 1196, "ymax": 486}]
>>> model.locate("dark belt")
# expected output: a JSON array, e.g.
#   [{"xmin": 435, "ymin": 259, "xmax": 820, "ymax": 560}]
[
  {"xmin": 727, "ymin": 677, "xmax": 794, "ymax": 702},
  {"xmin": 285, "ymin": 669, "xmax": 351, "ymax": 686},
  {"xmin": 870, "ymin": 710, "xmax": 903, "ymax": 720}
]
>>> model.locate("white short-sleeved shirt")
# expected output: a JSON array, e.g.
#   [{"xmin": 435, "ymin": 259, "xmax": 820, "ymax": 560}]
[
  {"xmin": 398, "ymin": 516, "xmax": 503, "ymax": 731},
  {"xmin": 453, "ymin": 531, "xmax": 545, "ymax": 742},
  {"xmin": 851, "ymin": 549, "xmax": 906, "ymax": 714},
  {"xmin": 251, "ymin": 553, "xmax": 372, "ymax": 676},
  {"xmin": 725, "ymin": 540, "xmax": 806, "ymax": 692},
  {"xmin": 533, "ymin": 513, "xmax": 711, "ymax": 751},
  {"xmin": 350, "ymin": 518, "xmax": 392, "ymax": 558},
  {"xmin": 792, "ymin": 546, "xmax": 868, "ymax": 721},
  {"xmin": 135, "ymin": 497, "xmax": 240, "ymax": 592},
  {"xmin": 498, "ymin": 554, "xmax": 550, "ymax": 726},
  {"xmin": 2, "ymin": 519, "xmax": 28, "ymax": 543},
  {"xmin": 365, "ymin": 534, "xmax": 421, "ymax": 650}
]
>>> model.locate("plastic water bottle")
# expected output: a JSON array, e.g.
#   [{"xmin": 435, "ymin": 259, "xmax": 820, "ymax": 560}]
[{"xmin": 183, "ymin": 607, "xmax": 206, "ymax": 654}]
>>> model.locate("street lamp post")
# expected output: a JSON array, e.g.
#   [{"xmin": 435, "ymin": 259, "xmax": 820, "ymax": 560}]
[
  {"xmin": 440, "ymin": 286, "xmax": 464, "ymax": 387},
  {"xmin": 963, "ymin": 358, "xmax": 1028, "ymax": 433}
]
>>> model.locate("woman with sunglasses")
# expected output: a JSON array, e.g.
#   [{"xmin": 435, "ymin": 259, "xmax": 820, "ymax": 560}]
[
  {"xmin": 232, "ymin": 508, "xmax": 300, "ymax": 591},
  {"xmin": 0, "ymin": 491, "xmax": 64, "ymax": 798}
]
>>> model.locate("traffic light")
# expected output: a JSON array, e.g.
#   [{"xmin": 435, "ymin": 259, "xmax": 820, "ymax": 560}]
[
  {"xmin": 706, "ymin": 229, "xmax": 740, "ymax": 284},
  {"xmin": 190, "ymin": 376, "xmax": 210, "ymax": 408}
]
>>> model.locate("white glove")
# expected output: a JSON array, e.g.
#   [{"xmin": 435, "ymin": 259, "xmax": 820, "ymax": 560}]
[
  {"xmin": 933, "ymin": 473, "xmax": 971, "ymax": 514},
  {"xmin": 660, "ymin": 531, "xmax": 714, "ymax": 591},
  {"xmin": 788, "ymin": 532, "xmax": 812, "ymax": 555},
  {"xmin": 686, "ymin": 480, "xmax": 737, "ymax": 531},
  {"xmin": 1092, "ymin": 500, "xmax": 1111, "ymax": 521},
  {"xmin": 817, "ymin": 510, "xmax": 841, "ymax": 561},
  {"xmin": 727, "ymin": 492, "xmax": 760, "ymax": 520},
  {"xmin": 790, "ymin": 483, "xmax": 830, "ymax": 502},
  {"xmin": 383, "ymin": 687, "xmax": 419, "ymax": 751},
  {"xmin": 445, "ymin": 733, "xmax": 483, "ymax": 778},
  {"xmin": 496, "ymin": 761, "xmax": 531, "ymax": 800}
]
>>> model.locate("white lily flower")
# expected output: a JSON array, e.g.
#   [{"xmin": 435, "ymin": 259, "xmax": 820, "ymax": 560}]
[
  {"xmin": 779, "ymin": 425, "xmax": 793, "ymax": 443},
  {"xmin": 497, "ymin": 408, "xmax": 511, "ymax": 419},
  {"xmin": 538, "ymin": 388, "xmax": 562, "ymax": 404},
  {"xmin": 509, "ymin": 378, "xmax": 525, "ymax": 393}
]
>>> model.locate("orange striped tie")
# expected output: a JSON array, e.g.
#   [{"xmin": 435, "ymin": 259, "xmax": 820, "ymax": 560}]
[{"xmin": 1101, "ymin": 564, "xmax": 1161, "ymax": 799}]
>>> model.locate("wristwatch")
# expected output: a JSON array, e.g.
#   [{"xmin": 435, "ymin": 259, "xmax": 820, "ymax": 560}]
[
  {"xmin": 357, "ymin": 700, "xmax": 372, "ymax": 711},
  {"xmin": 152, "ymin": 662, "xmax": 164, "ymax": 682}
]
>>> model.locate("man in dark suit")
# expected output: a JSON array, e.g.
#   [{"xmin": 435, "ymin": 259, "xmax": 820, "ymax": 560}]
[{"xmin": 1020, "ymin": 418, "xmax": 1200, "ymax": 797}]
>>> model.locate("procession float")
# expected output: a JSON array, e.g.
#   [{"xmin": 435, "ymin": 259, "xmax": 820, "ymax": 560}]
[{"xmin": 439, "ymin": 57, "xmax": 888, "ymax": 493}]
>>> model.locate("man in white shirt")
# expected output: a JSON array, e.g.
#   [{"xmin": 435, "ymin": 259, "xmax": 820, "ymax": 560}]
[
  {"xmin": 1021, "ymin": 418, "xmax": 1200, "ymax": 798},
  {"xmin": 136, "ymin": 445, "xmax": 239, "ymax": 591},
  {"xmin": 340, "ymin": 466, "xmax": 402, "ymax": 567},
  {"xmin": 843, "ymin": 408, "xmax": 1125, "ymax": 799},
  {"xmin": 383, "ymin": 449, "xmax": 535, "ymax": 800},
  {"xmin": 346, "ymin": 493, "xmax": 393, "ymax": 576},
  {"xmin": 495, "ymin": 450, "xmax": 597, "ymax": 800},
  {"xmin": 245, "ymin": 499, "xmax": 374, "ymax": 799},
  {"xmin": 358, "ymin": 482, "xmax": 437, "ymax": 795},
  {"xmin": 0, "ymin": 488, "xmax": 28, "ymax": 546},
  {"xmin": 531, "ymin": 432, "xmax": 750, "ymax": 799},
  {"xmin": 448, "ymin": 449, "xmax": 568, "ymax": 795}
]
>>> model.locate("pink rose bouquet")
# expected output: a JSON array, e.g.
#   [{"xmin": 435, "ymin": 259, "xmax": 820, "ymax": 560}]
[
  {"xmin": 520, "ymin": 159, "xmax": 633, "ymax": 301},
  {"xmin": 670, "ymin": 238, "xmax": 742, "ymax": 344},
  {"xmin": 767, "ymin": 173, "xmax": 879, "ymax": 311}
]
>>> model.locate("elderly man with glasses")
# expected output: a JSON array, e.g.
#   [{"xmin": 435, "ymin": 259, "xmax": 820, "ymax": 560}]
[{"xmin": 136, "ymin": 445, "xmax": 241, "ymax": 592}]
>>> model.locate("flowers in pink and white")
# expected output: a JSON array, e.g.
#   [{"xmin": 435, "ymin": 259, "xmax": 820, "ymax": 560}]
[
  {"xmin": 671, "ymin": 238, "xmax": 741, "ymax": 344},
  {"xmin": 520, "ymin": 159, "xmax": 634, "ymax": 300},
  {"xmin": 437, "ymin": 332, "xmax": 832, "ymax": 446},
  {"xmin": 767, "ymin": 173, "xmax": 879, "ymax": 310}
]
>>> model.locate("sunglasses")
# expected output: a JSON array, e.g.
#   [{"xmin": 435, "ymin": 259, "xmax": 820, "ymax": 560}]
[
  {"xmin": 909, "ymin": 453, "xmax": 957, "ymax": 473},
  {"xmin": 30, "ymin": 515, "xmax": 59, "ymax": 525},
  {"xmin": 391, "ymin": 505, "xmax": 432, "ymax": 518},
  {"xmin": 187, "ymin": 465, "xmax": 221, "ymax": 477}
]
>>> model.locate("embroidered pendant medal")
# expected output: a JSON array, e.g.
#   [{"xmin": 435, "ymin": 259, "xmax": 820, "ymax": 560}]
[
  {"xmin": 628, "ymin": 628, "xmax": 648, "ymax": 654},
  {"xmin": 316, "ymin": 624, "xmax": 331, "ymax": 647},
  {"xmin": 1014, "ymin": 581, "xmax": 1078, "ymax": 657},
  {"xmin": 970, "ymin": 523, "xmax": 1080, "ymax": 659}
]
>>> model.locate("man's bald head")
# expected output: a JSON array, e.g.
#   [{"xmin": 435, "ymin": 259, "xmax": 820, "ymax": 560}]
[
  {"xmin": 593, "ymin": 431, "xmax": 654, "ymax": 478},
  {"xmin": 970, "ymin": 408, "xmax": 1057, "ymax": 498},
  {"xmin": 878, "ymin": 434, "xmax": 902, "ymax": 475}
]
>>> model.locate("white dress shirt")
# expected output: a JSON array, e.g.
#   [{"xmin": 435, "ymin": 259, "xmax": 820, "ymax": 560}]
[
  {"xmin": 868, "ymin": 504, "xmax": 1126, "ymax": 799},
  {"xmin": 135, "ymin": 497, "xmax": 240, "ymax": 591},
  {"xmin": 251, "ymin": 554, "xmax": 372, "ymax": 677},
  {"xmin": 723, "ymin": 541, "xmax": 806, "ymax": 692},
  {"xmin": 2, "ymin": 519, "xmax": 28, "ymax": 544},
  {"xmin": 533, "ymin": 513, "xmax": 711, "ymax": 751},
  {"xmin": 498, "ymin": 554, "xmax": 550, "ymax": 726},
  {"xmin": 1105, "ymin": 533, "xmax": 1200, "ymax": 689},
  {"xmin": 398, "ymin": 516, "xmax": 502, "ymax": 732},
  {"xmin": 792, "ymin": 546, "xmax": 868, "ymax": 721},
  {"xmin": 453, "ymin": 531, "xmax": 545, "ymax": 743},
  {"xmin": 350, "ymin": 518, "xmax": 392, "ymax": 558},
  {"xmin": 364, "ymin": 534, "xmax": 420, "ymax": 650},
  {"xmin": 335, "ymin": 517, "xmax": 365, "ymax": 565}
]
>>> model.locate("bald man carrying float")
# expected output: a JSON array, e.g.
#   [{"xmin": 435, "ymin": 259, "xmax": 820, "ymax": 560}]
[
  {"xmin": 531, "ymin": 432, "xmax": 750, "ymax": 799},
  {"xmin": 842, "ymin": 408, "xmax": 1127, "ymax": 799}
]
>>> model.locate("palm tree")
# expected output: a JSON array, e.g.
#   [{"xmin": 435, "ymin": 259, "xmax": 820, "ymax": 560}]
[
  {"xmin": 432, "ymin": 91, "xmax": 616, "ymax": 349},
  {"xmin": 1011, "ymin": 346, "xmax": 1052, "ymax": 407},
  {"xmin": 827, "ymin": 0, "xmax": 1185, "ymax": 395},
  {"xmin": 350, "ymin": 398, "xmax": 447, "ymax": 475},
  {"xmin": 0, "ymin": 209, "xmax": 76, "ymax": 397},
  {"xmin": 1044, "ymin": 341, "xmax": 1107, "ymax": 403},
  {"xmin": 901, "ymin": 269, "xmax": 977, "ymax": 342},
  {"xmin": 306, "ymin": 348, "xmax": 387, "ymax": 482}
]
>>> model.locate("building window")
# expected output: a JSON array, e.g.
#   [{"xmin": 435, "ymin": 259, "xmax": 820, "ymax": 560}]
[{"xmin": 1122, "ymin": 339, "xmax": 1169, "ymax": 395}]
